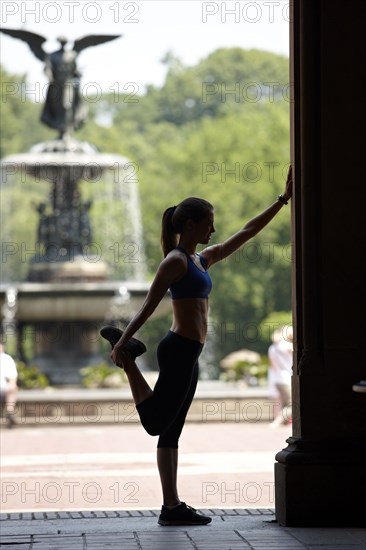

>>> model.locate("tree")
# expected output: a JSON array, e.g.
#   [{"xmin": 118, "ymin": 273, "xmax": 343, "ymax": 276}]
[{"xmin": 1, "ymin": 48, "xmax": 291, "ymax": 369}]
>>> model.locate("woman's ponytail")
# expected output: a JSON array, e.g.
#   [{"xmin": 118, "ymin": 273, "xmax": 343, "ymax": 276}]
[
  {"xmin": 161, "ymin": 197, "xmax": 213, "ymax": 257},
  {"xmin": 161, "ymin": 206, "xmax": 177, "ymax": 257}
]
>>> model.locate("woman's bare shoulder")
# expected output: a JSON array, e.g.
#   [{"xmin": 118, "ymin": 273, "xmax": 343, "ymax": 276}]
[{"xmin": 157, "ymin": 249, "xmax": 187, "ymax": 278}]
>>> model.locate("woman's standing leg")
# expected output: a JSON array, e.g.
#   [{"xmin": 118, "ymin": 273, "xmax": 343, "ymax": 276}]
[
  {"xmin": 157, "ymin": 448, "xmax": 179, "ymax": 506},
  {"xmin": 118, "ymin": 352, "xmax": 181, "ymax": 505},
  {"xmin": 121, "ymin": 342, "xmax": 198, "ymax": 506},
  {"xmin": 155, "ymin": 357, "xmax": 210, "ymax": 525},
  {"xmin": 121, "ymin": 335, "xmax": 210, "ymax": 524},
  {"xmin": 156, "ymin": 359, "xmax": 199, "ymax": 506}
]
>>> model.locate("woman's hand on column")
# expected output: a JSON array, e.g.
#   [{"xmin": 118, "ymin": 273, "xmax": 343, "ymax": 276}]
[{"xmin": 283, "ymin": 165, "xmax": 293, "ymax": 202}]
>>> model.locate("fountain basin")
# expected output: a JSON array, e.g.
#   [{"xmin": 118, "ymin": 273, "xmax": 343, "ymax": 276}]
[
  {"xmin": 0, "ymin": 282, "xmax": 171, "ymax": 385},
  {"xmin": 0, "ymin": 281, "xmax": 167, "ymax": 322}
]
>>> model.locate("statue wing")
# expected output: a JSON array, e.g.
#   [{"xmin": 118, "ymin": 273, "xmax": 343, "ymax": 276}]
[
  {"xmin": 0, "ymin": 28, "xmax": 46, "ymax": 61},
  {"xmin": 73, "ymin": 34, "xmax": 121, "ymax": 53}
]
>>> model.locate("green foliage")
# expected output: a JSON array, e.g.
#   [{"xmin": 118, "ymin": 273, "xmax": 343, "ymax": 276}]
[
  {"xmin": 89, "ymin": 48, "xmax": 289, "ymax": 129},
  {"xmin": 0, "ymin": 66, "xmax": 54, "ymax": 157},
  {"xmin": 16, "ymin": 362, "xmax": 49, "ymax": 389},
  {"xmin": 80, "ymin": 362, "xmax": 127, "ymax": 388},
  {"xmin": 221, "ymin": 359, "xmax": 269, "ymax": 386},
  {"xmin": 1, "ymin": 48, "xmax": 292, "ymax": 374}
]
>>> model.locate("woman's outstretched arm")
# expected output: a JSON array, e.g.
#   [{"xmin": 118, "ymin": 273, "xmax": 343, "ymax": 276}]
[{"xmin": 202, "ymin": 166, "xmax": 293, "ymax": 267}]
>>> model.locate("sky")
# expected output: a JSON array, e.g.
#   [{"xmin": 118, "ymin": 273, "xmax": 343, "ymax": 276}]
[{"xmin": 0, "ymin": 1, "xmax": 290, "ymax": 94}]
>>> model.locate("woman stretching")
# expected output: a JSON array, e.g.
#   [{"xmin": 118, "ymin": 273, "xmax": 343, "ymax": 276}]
[{"xmin": 101, "ymin": 167, "xmax": 293, "ymax": 525}]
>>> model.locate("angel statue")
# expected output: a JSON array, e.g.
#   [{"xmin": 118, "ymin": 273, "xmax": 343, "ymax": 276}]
[{"xmin": 1, "ymin": 29, "xmax": 121, "ymax": 138}]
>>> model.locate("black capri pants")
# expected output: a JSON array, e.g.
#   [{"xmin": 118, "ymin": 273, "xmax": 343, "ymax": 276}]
[{"xmin": 136, "ymin": 331, "xmax": 203, "ymax": 448}]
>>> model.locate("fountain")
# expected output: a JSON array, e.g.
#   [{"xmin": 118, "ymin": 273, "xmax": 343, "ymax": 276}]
[{"xmin": 0, "ymin": 30, "xmax": 169, "ymax": 384}]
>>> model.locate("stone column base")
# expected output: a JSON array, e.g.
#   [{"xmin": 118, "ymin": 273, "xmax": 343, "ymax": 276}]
[{"xmin": 275, "ymin": 437, "xmax": 366, "ymax": 526}]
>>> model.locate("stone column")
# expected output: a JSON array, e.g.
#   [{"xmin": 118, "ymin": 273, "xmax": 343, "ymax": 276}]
[{"xmin": 275, "ymin": 0, "xmax": 366, "ymax": 526}]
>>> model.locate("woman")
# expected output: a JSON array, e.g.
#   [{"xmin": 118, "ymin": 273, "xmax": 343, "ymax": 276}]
[
  {"xmin": 268, "ymin": 326, "xmax": 293, "ymax": 428},
  {"xmin": 101, "ymin": 167, "xmax": 293, "ymax": 525}
]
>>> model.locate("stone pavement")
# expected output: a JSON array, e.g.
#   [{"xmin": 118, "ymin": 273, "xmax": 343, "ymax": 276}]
[
  {"xmin": 1, "ymin": 508, "xmax": 365, "ymax": 549},
  {"xmin": 1, "ymin": 391, "xmax": 365, "ymax": 548},
  {"xmin": 0, "ymin": 422, "xmax": 291, "ymax": 511}
]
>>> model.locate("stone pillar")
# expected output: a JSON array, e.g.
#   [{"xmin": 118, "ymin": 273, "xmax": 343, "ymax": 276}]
[{"xmin": 275, "ymin": 0, "xmax": 366, "ymax": 526}]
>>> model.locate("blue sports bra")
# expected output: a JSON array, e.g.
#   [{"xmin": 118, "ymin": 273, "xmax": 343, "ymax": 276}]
[{"xmin": 170, "ymin": 246, "xmax": 212, "ymax": 300}]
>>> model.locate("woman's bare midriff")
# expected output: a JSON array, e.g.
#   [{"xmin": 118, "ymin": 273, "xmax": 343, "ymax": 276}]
[{"xmin": 170, "ymin": 298, "xmax": 209, "ymax": 344}]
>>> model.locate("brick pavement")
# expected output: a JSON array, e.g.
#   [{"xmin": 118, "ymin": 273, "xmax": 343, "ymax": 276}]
[{"xmin": 1, "ymin": 508, "xmax": 365, "ymax": 549}]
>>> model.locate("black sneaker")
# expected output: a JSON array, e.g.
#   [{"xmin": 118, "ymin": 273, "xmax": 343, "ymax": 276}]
[
  {"xmin": 158, "ymin": 502, "xmax": 212, "ymax": 526},
  {"xmin": 99, "ymin": 325, "xmax": 146, "ymax": 361}
]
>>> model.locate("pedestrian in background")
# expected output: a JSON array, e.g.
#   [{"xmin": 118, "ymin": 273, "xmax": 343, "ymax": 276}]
[
  {"xmin": 268, "ymin": 326, "xmax": 293, "ymax": 427},
  {"xmin": 0, "ymin": 342, "xmax": 18, "ymax": 428}
]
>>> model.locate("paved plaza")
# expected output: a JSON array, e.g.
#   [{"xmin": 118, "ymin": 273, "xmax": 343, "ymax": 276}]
[
  {"xmin": 1, "ymin": 508, "xmax": 365, "ymax": 549},
  {"xmin": 1, "ymin": 421, "xmax": 290, "ymax": 511},
  {"xmin": 1, "ymin": 422, "xmax": 365, "ymax": 548}
]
